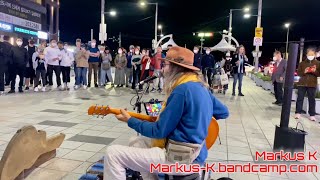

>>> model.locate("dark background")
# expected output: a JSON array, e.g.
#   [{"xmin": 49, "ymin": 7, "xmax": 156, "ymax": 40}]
[{"xmin": 59, "ymin": 0, "xmax": 320, "ymax": 65}]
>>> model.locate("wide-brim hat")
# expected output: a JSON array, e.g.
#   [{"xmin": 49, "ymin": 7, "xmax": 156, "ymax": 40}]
[{"xmin": 160, "ymin": 46, "xmax": 200, "ymax": 71}]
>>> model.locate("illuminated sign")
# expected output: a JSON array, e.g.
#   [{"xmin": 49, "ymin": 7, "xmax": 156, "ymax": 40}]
[
  {"xmin": 14, "ymin": 27, "xmax": 37, "ymax": 36},
  {"xmin": 37, "ymin": 31, "xmax": 48, "ymax": 40},
  {"xmin": 0, "ymin": 21, "xmax": 12, "ymax": 31},
  {"xmin": 0, "ymin": 12, "xmax": 41, "ymax": 31}
]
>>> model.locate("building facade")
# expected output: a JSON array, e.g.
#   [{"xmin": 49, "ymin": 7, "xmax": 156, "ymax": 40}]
[{"xmin": 0, "ymin": 0, "xmax": 59, "ymax": 44}]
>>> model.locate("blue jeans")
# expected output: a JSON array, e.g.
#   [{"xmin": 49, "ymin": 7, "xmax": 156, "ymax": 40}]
[
  {"xmin": 233, "ymin": 73, "xmax": 244, "ymax": 94},
  {"xmin": 76, "ymin": 67, "xmax": 88, "ymax": 86}
]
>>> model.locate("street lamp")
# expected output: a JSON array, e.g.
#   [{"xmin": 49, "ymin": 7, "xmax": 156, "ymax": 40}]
[
  {"xmin": 228, "ymin": 6, "xmax": 250, "ymax": 44},
  {"xmin": 197, "ymin": 32, "xmax": 213, "ymax": 54},
  {"xmin": 158, "ymin": 24, "xmax": 163, "ymax": 37},
  {"xmin": 139, "ymin": 1, "xmax": 158, "ymax": 51},
  {"xmin": 285, "ymin": 23, "xmax": 291, "ymax": 59},
  {"xmin": 109, "ymin": 10, "xmax": 117, "ymax": 16},
  {"xmin": 244, "ymin": 14, "xmax": 251, "ymax": 19}
]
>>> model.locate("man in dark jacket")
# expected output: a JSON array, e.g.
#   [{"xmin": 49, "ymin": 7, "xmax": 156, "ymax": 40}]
[
  {"xmin": 193, "ymin": 45, "xmax": 202, "ymax": 70},
  {"xmin": 0, "ymin": 35, "xmax": 13, "ymax": 95},
  {"xmin": 9, "ymin": 38, "xmax": 28, "ymax": 93},
  {"xmin": 201, "ymin": 48, "xmax": 215, "ymax": 87},
  {"xmin": 25, "ymin": 38, "xmax": 37, "ymax": 90},
  {"xmin": 271, "ymin": 51, "xmax": 287, "ymax": 105}
]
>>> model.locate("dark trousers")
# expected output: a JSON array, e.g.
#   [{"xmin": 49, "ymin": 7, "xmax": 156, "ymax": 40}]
[
  {"xmin": 5, "ymin": 64, "xmax": 12, "ymax": 85},
  {"xmin": 34, "ymin": 69, "xmax": 47, "ymax": 87},
  {"xmin": 61, "ymin": 66, "xmax": 71, "ymax": 83},
  {"xmin": 47, "ymin": 65, "xmax": 61, "ymax": 86},
  {"xmin": 10, "ymin": 65, "xmax": 25, "ymax": 90},
  {"xmin": 0, "ymin": 66, "xmax": 5, "ymax": 91},
  {"xmin": 88, "ymin": 62, "xmax": 99, "ymax": 85},
  {"xmin": 139, "ymin": 70, "xmax": 150, "ymax": 90},
  {"xmin": 273, "ymin": 81, "xmax": 283, "ymax": 103},
  {"xmin": 232, "ymin": 73, "xmax": 244, "ymax": 94},
  {"xmin": 296, "ymin": 86, "xmax": 316, "ymax": 116},
  {"xmin": 132, "ymin": 67, "xmax": 141, "ymax": 89},
  {"xmin": 202, "ymin": 69, "xmax": 212, "ymax": 87}
]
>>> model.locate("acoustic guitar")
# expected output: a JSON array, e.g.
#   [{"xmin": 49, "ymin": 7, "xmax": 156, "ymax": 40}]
[{"xmin": 88, "ymin": 105, "xmax": 219, "ymax": 149}]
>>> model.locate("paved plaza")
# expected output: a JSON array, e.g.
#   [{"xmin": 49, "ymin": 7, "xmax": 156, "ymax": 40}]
[{"xmin": 0, "ymin": 76, "xmax": 319, "ymax": 180}]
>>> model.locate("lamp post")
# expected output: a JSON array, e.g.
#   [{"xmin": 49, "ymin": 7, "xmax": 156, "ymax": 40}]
[
  {"xmin": 285, "ymin": 23, "xmax": 291, "ymax": 59},
  {"xmin": 198, "ymin": 32, "xmax": 213, "ymax": 54},
  {"xmin": 99, "ymin": 0, "xmax": 117, "ymax": 44},
  {"xmin": 139, "ymin": 1, "xmax": 158, "ymax": 50},
  {"xmin": 228, "ymin": 7, "xmax": 250, "ymax": 44},
  {"xmin": 254, "ymin": 0, "xmax": 263, "ymax": 73}
]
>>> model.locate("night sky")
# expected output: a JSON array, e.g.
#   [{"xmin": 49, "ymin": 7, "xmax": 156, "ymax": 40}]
[{"xmin": 60, "ymin": 0, "xmax": 320, "ymax": 64}]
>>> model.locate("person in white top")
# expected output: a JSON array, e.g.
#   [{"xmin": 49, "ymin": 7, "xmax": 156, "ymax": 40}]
[
  {"xmin": 45, "ymin": 39, "xmax": 63, "ymax": 90},
  {"xmin": 58, "ymin": 42, "xmax": 74, "ymax": 90}
]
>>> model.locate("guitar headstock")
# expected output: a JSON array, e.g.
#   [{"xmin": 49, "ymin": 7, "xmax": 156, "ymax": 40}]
[{"xmin": 88, "ymin": 105, "xmax": 111, "ymax": 117}]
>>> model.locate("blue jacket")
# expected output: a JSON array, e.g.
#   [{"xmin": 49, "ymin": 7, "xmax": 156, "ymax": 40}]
[
  {"xmin": 201, "ymin": 54, "xmax": 215, "ymax": 69},
  {"xmin": 128, "ymin": 82, "xmax": 229, "ymax": 163}
]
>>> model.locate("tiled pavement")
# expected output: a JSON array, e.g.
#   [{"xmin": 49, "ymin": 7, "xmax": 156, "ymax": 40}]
[{"xmin": 0, "ymin": 76, "xmax": 319, "ymax": 180}]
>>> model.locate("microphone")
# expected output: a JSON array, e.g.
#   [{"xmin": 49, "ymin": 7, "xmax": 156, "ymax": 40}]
[{"xmin": 136, "ymin": 75, "xmax": 158, "ymax": 86}]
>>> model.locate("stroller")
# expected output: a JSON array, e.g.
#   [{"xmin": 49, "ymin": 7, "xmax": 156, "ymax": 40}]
[{"xmin": 209, "ymin": 62, "xmax": 229, "ymax": 94}]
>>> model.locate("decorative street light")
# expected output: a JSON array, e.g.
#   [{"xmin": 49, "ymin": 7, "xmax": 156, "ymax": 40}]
[{"xmin": 285, "ymin": 23, "xmax": 291, "ymax": 59}]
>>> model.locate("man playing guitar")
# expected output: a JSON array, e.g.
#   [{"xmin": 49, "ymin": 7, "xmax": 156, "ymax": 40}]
[{"xmin": 104, "ymin": 47, "xmax": 229, "ymax": 180}]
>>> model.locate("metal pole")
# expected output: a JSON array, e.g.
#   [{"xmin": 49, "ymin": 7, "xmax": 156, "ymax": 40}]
[
  {"xmin": 154, "ymin": 3, "xmax": 158, "ymax": 50},
  {"xmin": 299, "ymin": 38, "xmax": 305, "ymax": 63},
  {"xmin": 228, "ymin": 9, "xmax": 232, "ymax": 44},
  {"xmin": 49, "ymin": 5, "xmax": 54, "ymax": 40},
  {"xmin": 285, "ymin": 27, "xmax": 290, "ymax": 59},
  {"xmin": 101, "ymin": 0, "xmax": 105, "ymax": 44},
  {"xmin": 254, "ymin": 0, "xmax": 262, "ymax": 73},
  {"xmin": 56, "ymin": 0, "xmax": 60, "ymax": 41},
  {"xmin": 91, "ymin": 29, "xmax": 93, "ymax": 40}
]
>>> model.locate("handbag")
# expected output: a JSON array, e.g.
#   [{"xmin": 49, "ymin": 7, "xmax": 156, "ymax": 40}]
[
  {"xmin": 101, "ymin": 62, "xmax": 110, "ymax": 70},
  {"xmin": 220, "ymin": 69, "xmax": 229, "ymax": 85}
]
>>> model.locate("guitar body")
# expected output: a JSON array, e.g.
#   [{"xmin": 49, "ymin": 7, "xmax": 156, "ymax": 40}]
[{"xmin": 88, "ymin": 106, "xmax": 219, "ymax": 149}]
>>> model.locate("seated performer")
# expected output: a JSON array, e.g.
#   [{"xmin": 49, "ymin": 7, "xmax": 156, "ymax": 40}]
[{"xmin": 104, "ymin": 47, "xmax": 229, "ymax": 180}]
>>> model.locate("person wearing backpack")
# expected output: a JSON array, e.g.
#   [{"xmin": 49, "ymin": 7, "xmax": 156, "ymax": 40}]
[
  {"xmin": 100, "ymin": 47, "xmax": 114, "ymax": 87},
  {"xmin": 0, "ymin": 35, "xmax": 13, "ymax": 95}
]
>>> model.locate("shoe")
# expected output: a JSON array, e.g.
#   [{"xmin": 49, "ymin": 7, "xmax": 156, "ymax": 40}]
[
  {"xmin": 126, "ymin": 85, "xmax": 129, "ymax": 88},
  {"xmin": 116, "ymin": 85, "xmax": 121, "ymax": 88},
  {"xmin": 87, "ymin": 84, "xmax": 91, "ymax": 88},
  {"xmin": 18, "ymin": 88, "xmax": 23, "ymax": 93},
  {"xmin": 41, "ymin": 87, "xmax": 46, "ymax": 92},
  {"xmin": 309, "ymin": 116, "xmax": 316, "ymax": 121},
  {"xmin": 0, "ymin": 91, "xmax": 5, "ymax": 96},
  {"xmin": 58, "ymin": 86, "xmax": 64, "ymax": 91},
  {"xmin": 95, "ymin": 83, "xmax": 99, "ymax": 88},
  {"xmin": 120, "ymin": 85, "xmax": 124, "ymax": 87},
  {"xmin": 8, "ymin": 90, "xmax": 15, "ymax": 94},
  {"xmin": 111, "ymin": 84, "xmax": 114, "ymax": 87},
  {"xmin": 294, "ymin": 114, "xmax": 301, "ymax": 119},
  {"xmin": 74, "ymin": 85, "xmax": 79, "ymax": 90},
  {"xmin": 239, "ymin": 93, "xmax": 244, "ymax": 96},
  {"xmin": 83, "ymin": 85, "xmax": 87, "ymax": 90},
  {"xmin": 5, "ymin": 83, "xmax": 9, "ymax": 86},
  {"xmin": 34, "ymin": 87, "xmax": 39, "ymax": 92},
  {"xmin": 232, "ymin": 93, "xmax": 235, "ymax": 96},
  {"xmin": 277, "ymin": 103, "xmax": 283, "ymax": 106},
  {"xmin": 25, "ymin": 87, "xmax": 29, "ymax": 91},
  {"xmin": 151, "ymin": 88, "xmax": 156, "ymax": 93}
]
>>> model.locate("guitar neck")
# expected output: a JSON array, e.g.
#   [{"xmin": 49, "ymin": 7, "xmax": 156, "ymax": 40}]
[{"xmin": 108, "ymin": 108, "xmax": 157, "ymax": 122}]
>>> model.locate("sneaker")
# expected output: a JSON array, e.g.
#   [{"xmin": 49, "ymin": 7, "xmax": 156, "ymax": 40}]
[
  {"xmin": 0, "ymin": 91, "xmax": 5, "ymax": 96},
  {"xmin": 58, "ymin": 86, "xmax": 64, "ymax": 91},
  {"xmin": 74, "ymin": 85, "xmax": 79, "ymax": 90},
  {"xmin": 18, "ymin": 88, "xmax": 23, "ymax": 93},
  {"xmin": 309, "ymin": 116, "xmax": 316, "ymax": 121},
  {"xmin": 83, "ymin": 85, "xmax": 87, "ymax": 90},
  {"xmin": 272, "ymin": 101, "xmax": 279, "ymax": 104},
  {"xmin": 295, "ymin": 114, "xmax": 301, "ymax": 119},
  {"xmin": 87, "ymin": 84, "xmax": 91, "ymax": 88},
  {"xmin": 25, "ymin": 87, "xmax": 29, "ymax": 91},
  {"xmin": 41, "ymin": 87, "xmax": 46, "ymax": 92},
  {"xmin": 8, "ymin": 90, "xmax": 15, "ymax": 94},
  {"xmin": 95, "ymin": 83, "xmax": 99, "ymax": 88},
  {"xmin": 151, "ymin": 88, "xmax": 156, "ymax": 93},
  {"xmin": 34, "ymin": 87, "xmax": 39, "ymax": 92},
  {"xmin": 239, "ymin": 93, "xmax": 244, "ymax": 96}
]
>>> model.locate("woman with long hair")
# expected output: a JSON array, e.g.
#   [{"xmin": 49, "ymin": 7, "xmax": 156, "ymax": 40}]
[
  {"xmin": 114, "ymin": 47, "xmax": 127, "ymax": 87},
  {"xmin": 139, "ymin": 48, "xmax": 152, "ymax": 92}
]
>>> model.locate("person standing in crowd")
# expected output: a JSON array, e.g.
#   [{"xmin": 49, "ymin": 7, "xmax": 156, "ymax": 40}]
[
  {"xmin": 59, "ymin": 42, "xmax": 74, "ymax": 90},
  {"xmin": 114, "ymin": 48, "xmax": 127, "ymax": 87},
  {"xmin": 193, "ymin": 45, "xmax": 202, "ymax": 70},
  {"xmin": 150, "ymin": 46, "xmax": 165, "ymax": 93},
  {"xmin": 231, "ymin": 45, "xmax": 248, "ymax": 96},
  {"xmin": 24, "ymin": 39, "xmax": 37, "ymax": 90},
  {"xmin": 140, "ymin": 49, "xmax": 152, "ymax": 92},
  {"xmin": 295, "ymin": 48, "xmax": 320, "ymax": 121},
  {"xmin": 87, "ymin": 39, "xmax": 100, "ymax": 88},
  {"xmin": 75, "ymin": 45, "xmax": 89, "ymax": 90},
  {"xmin": 45, "ymin": 39, "xmax": 63, "ymax": 90},
  {"xmin": 40, "ymin": 40, "xmax": 48, "ymax": 55},
  {"xmin": 74, "ymin": 39, "xmax": 82, "ymax": 84},
  {"xmin": 271, "ymin": 51, "xmax": 287, "ymax": 106},
  {"xmin": 100, "ymin": 47, "xmax": 114, "ymax": 87},
  {"xmin": 0, "ymin": 35, "xmax": 13, "ymax": 95},
  {"xmin": 131, "ymin": 47, "xmax": 142, "ymax": 90},
  {"xmin": 9, "ymin": 38, "xmax": 28, "ymax": 93},
  {"xmin": 33, "ymin": 50, "xmax": 47, "ymax": 92},
  {"xmin": 125, "ymin": 45, "xmax": 134, "ymax": 87},
  {"xmin": 222, "ymin": 52, "xmax": 233, "ymax": 77},
  {"xmin": 201, "ymin": 48, "xmax": 215, "ymax": 87}
]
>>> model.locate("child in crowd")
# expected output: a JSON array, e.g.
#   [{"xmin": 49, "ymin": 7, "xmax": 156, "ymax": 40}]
[{"xmin": 32, "ymin": 50, "xmax": 47, "ymax": 92}]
